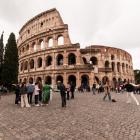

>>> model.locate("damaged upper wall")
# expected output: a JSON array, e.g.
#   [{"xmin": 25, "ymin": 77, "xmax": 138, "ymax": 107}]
[{"xmin": 17, "ymin": 8, "xmax": 71, "ymax": 47}]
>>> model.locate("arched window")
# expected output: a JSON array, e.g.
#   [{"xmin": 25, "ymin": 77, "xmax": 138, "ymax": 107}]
[
  {"xmin": 26, "ymin": 45, "xmax": 29, "ymax": 52},
  {"xmin": 111, "ymin": 55, "xmax": 115, "ymax": 60},
  {"xmin": 56, "ymin": 75, "xmax": 63, "ymax": 83},
  {"xmin": 112, "ymin": 62, "xmax": 115, "ymax": 72},
  {"xmin": 30, "ymin": 59, "xmax": 34, "ymax": 69},
  {"xmin": 48, "ymin": 37, "xmax": 53, "ymax": 47},
  {"xmin": 24, "ymin": 61, "xmax": 28, "ymax": 70},
  {"xmin": 68, "ymin": 75, "xmax": 76, "ymax": 87},
  {"xmin": 82, "ymin": 57, "xmax": 87, "ymax": 64},
  {"xmin": 122, "ymin": 63, "xmax": 125, "ymax": 72},
  {"xmin": 105, "ymin": 61, "xmax": 109, "ymax": 68},
  {"xmin": 90, "ymin": 57, "xmax": 98, "ymax": 65},
  {"xmin": 58, "ymin": 35, "xmax": 64, "ymax": 45},
  {"xmin": 68, "ymin": 53, "xmax": 76, "ymax": 65},
  {"xmin": 117, "ymin": 62, "xmax": 120, "ymax": 72},
  {"xmin": 45, "ymin": 76, "xmax": 52, "ymax": 85},
  {"xmin": 20, "ymin": 63, "xmax": 23, "ymax": 71},
  {"xmin": 56, "ymin": 54, "xmax": 63, "ymax": 65},
  {"xmin": 46, "ymin": 56, "xmax": 52, "ymax": 66},
  {"xmin": 40, "ymin": 40, "xmax": 44, "ymax": 50},
  {"xmin": 81, "ymin": 75, "xmax": 89, "ymax": 87},
  {"xmin": 37, "ymin": 57, "xmax": 42, "ymax": 68}
]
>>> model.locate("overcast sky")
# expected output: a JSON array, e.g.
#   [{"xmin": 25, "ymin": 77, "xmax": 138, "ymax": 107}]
[{"xmin": 0, "ymin": 0, "xmax": 140, "ymax": 69}]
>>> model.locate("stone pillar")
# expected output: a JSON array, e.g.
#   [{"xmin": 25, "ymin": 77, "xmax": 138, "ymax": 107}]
[
  {"xmin": 76, "ymin": 49, "xmax": 81, "ymax": 65},
  {"xmin": 77, "ymin": 72, "xmax": 80, "ymax": 88},
  {"xmin": 63, "ymin": 50, "xmax": 68, "ymax": 66},
  {"xmin": 53, "ymin": 35, "xmax": 58, "ymax": 47},
  {"xmin": 64, "ymin": 30, "xmax": 71, "ymax": 45}
]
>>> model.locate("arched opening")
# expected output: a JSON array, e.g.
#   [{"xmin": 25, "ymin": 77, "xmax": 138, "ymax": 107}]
[
  {"xmin": 19, "ymin": 79, "xmax": 22, "ymax": 83},
  {"xmin": 105, "ymin": 61, "xmax": 109, "ymax": 68},
  {"xmin": 68, "ymin": 53, "xmax": 76, "ymax": 65},
  {"xmin": 81, "ymin": 75, "xmax": 89, "ymax": 89},
  {"xmin": 90, "ymin": 57, "xmax": 98, "ymax": 65},
  {"xmin": 40, "ymin": 40, "xmax": 44, "ymax": 50},
  {"xmin": 26, "ymin": 45, "xmax": 29, "ymax": 52},
  {"xmin": 24, "ymin": 61, "xmax": 28, "ymax": 70},
  {"xmin": 111, "ymin": 55, "xmax": 115, "ymax": 60},
  {"xmin": 94, "ymin": 76, "xmax": 99, "ymax": 83},
  {"xmin": 117, "ymin": 62, "xmax": 120, "ymax": 72},
  {"xmin": 37, "ymin": 57, "xmax": 42, "ymax": 68},
  {"xmin": 36, "ymin": 77, "xmax": 42, "ymax": 83},
  {"xmin": 23, "ymin": 78, "xmax": 27, "ymax": 84},
  {"xmin": 58, "ymin": 35, "xmax": 64, "ymax": 46},
  {"xmin": 56, "ymin": 75, "xmax": 63, "ymax": 83},
  {"xmin": 56, "ymin": 54, "xmax": 63, "ymax": 66},
  {"xmin": 20, "ymin": 63, "xmax": 23, "ymax": 71},
  {"xmin": 112, "ymin": 62, "xmax": 115, "ymax": 72},
  {"xmin": 82, "ymin": 57, "xmax": 87, "ymax": 64},
  {"xmin": 68, "ymin": 75, "xmax": 76, "ymax": 87},
  {"xmin": 30, "ymin": 59, "xmax": 34, "ymax": 69},
  {"xmin": 45, "ymin": 76, "xmax": 52, "ymax": 85},
  {"xmin": 112, "ymin": 77, "xmax": 117, "ymax": 90},
  {"xmin": 102, "ymin": 76, "xmax": 109, "ymax": 84},
  {"xmin": 122, "ymin": 63, "xmax": 125, "ymax": 73},
  {"xmin": 46, "ymin": 56, "xmax": 52, "ymax": 66},
  {"xmin": 48, "ymin": 37, "xmax": 53, "ymax": 47},
  {"xmin": 29, "ymin": 77, "xmax": 33, "ymax": 84}
]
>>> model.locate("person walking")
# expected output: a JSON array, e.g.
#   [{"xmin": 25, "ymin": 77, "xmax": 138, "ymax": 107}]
[
  {"xmin": 38, "ymin": 80, "xmax": 43, "ymax": 103},
  {"xmin": 103, "ymin": 81, "xmax": 111, "ymax": 101},
  {"xmin": 20, "ymin": 82, "xmax": 30, "ymax": 108},
  {"xmin": 42, "ymin": 82, "xmax": 52, "ymax": 105},
  {"xmin": 57, "ymin": 81, "xmax": 66, "ymax": 107},
  {"xmin": 124, "ymin": 81, "xmax": 140, "ymax": 105},
  {"xmin": 27, "ymin": 81, "xmax": 35, "ymax": 104}
]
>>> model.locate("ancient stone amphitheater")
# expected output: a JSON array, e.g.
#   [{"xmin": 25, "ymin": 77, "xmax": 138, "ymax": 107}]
[{"xmin": 17, "ymin": 8, "xmax": 134, "ymax": 89}]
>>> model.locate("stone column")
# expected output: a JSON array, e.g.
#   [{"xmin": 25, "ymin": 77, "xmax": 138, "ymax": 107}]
[
  {"xmin": 77, "ymin": 72, "xmax": 80, "ymax": 88},
  {"xmin": 63, "ymin": 50, "xmax": 68, "ymax": 66},
  {"xmin": 76, "ymin": 49, "xmax": 81, "ymax": 65}
]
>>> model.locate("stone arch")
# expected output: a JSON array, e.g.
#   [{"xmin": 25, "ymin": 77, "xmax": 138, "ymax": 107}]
[
  {"xmin": 111, "ymin": 54, "xmax": 115, "ymax": 60},
  {"xmin": 23, "ymin": 78, "xmax": 27, "ymax": 83},
  {"xmin": 48, "ymin": 37, "xmax": 53, "ymax": 47},
  {"xmin": 20, "ymin": 62, "xmax": 24, "ymax": 71},
  {"xmin": 45, "ymin": 76, "xmax": 52, "ymax": 85},
  {"xmin": 68, "ymin": 75, "xmax": 76, "ymax": 87},
  {"xmin": 82, "ymin": 57, "xmax": 87, "ymax": 64},
  {"xmin": 26, "ymin": 44, "xmax": 29, "ymax": 52},
  {"xmin": 46, "ymin": 55, "xmax": 52, "ymax": 66},
  {"xmin": 32, "ymin": 42, "xmax": 36, "ymax": 52},
  {"xmin": 90, "ymin": 57, "xmax": 98, "ymax": 65},
  {"xmin": 36, "ymin": 77, "xmax": 42, "ymax": 83},
  {"xmin": 37, "ymin": 57, "xmax": 42, "ymax": 68},
  {"xmin": 30, "ymin": 59, "xmax": 34, "ymax": 69},
  {"xmin": 56, "ymin": 54, "xmax": 63, "ymax": 65},
  {"xmin": 56, "ymin": 75, "xmax": 63, "ymax": 83},
  {"xmin": 39, "ymin": 39, "xmax": 44, "ymax": 50},
  {"xmin": 81, "ymin": 75, "xmax": 89, "ymax": 87},
  {"xmin": 117, "ymin": 62, "xmax": 120, "ymax": 72},
  {"xmin": 105, "ymin": 61, "xmax": 109, "ymax": 68},
  {"xmin": 122, "ymin": 63, "xmax": 125, "ymax": 73},
  {"xmin": 68, "ymin": 53, "xmax": 76, "ymax": 65},
  {"xmin": 111, "ymin": 62, "xmax": 115, "ymax": 72},
  {"xmin": 29, "ymin": 77, "xmax": 34, "ymax": 84},
  {"xmin": 57, "ymin": 35, "xmax": 64, "ymax": 46},
  {"xmin": 24, "ymin": 61, "xmax": 28, "ymax": 70}
]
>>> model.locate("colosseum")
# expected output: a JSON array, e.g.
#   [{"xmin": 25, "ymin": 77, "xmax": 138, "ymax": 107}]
[{"xmin": 17, "ymin": 8, "xmax": 134, "ymax": 89}]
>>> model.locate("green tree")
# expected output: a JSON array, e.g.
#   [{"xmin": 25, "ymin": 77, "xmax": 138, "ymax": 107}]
[
  {"xmin": 2, "ymin": 33, "xmax": 18, "ymax": 85},
  {"xmin": 0, "ymin": 32, "xmax": 4, "ymax": 83}
]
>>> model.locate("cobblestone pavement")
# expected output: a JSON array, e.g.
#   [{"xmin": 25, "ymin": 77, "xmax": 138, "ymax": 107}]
[{"xmin": 1, "ymin": 92, "xmax": 140, "ymax": 140}]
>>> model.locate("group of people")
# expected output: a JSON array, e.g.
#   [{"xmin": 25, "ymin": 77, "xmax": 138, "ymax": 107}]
[
  {"xmin": 14, "ymin": 80, "xmax": 75, "ymax": 108},
  {"xmin": 92, "ymin": 80, "xmax": 140, "ymax": 106}
]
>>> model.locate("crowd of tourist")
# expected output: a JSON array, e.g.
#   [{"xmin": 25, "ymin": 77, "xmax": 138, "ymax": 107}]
[{"xmin": 14, "ymin": 80, "xmax": 76, "ymax": 108}]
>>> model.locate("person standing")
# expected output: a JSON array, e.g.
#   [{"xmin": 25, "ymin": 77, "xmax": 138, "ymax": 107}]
[
  {"xmin": 15, "ymin": 84, "xmax": 20, "ymax": 105},
  {"xmin": 57, "ymin": 81, "xmax": 66, "ymax": 107},
  {"xmin": 70, "ymin": 82, "xmax": 75, "ymax": 99},
  {"xmin": 38, "ymin": 80, "xmax": 43, "ymax": 103},
  {"xmin": 124, "ymin": 81, "xmax": 140, "ymax": 105},
  {"xmin": 42, "ymin": 82, "xmax": 52, "ymax": 105},
  {"xmin": 92, "ymin": 82, "xmax": 96, "ymax": 95},
  {"xmin": 20, "ymin": 82, "xmax": 30, "ymax": 108},
  {"xmin": 103, "ymin": 81, "xmax": 111, "ymax": 101},
  {"xmin": 27, "ymin": 81, "xmax": 35, "ymax": 104},
  {"xmin": 34, "ymin": 82, "xmax": 40, "ymax": 106},
  {"xmin": 66, "ymin": 82, "xmax": 70, "ymax": 100}
]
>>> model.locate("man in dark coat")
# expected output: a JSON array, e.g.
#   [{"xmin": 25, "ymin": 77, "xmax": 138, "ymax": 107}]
[{"xmin": 57, "ymin": 81, "xmax": 66, "ymax": 107}]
